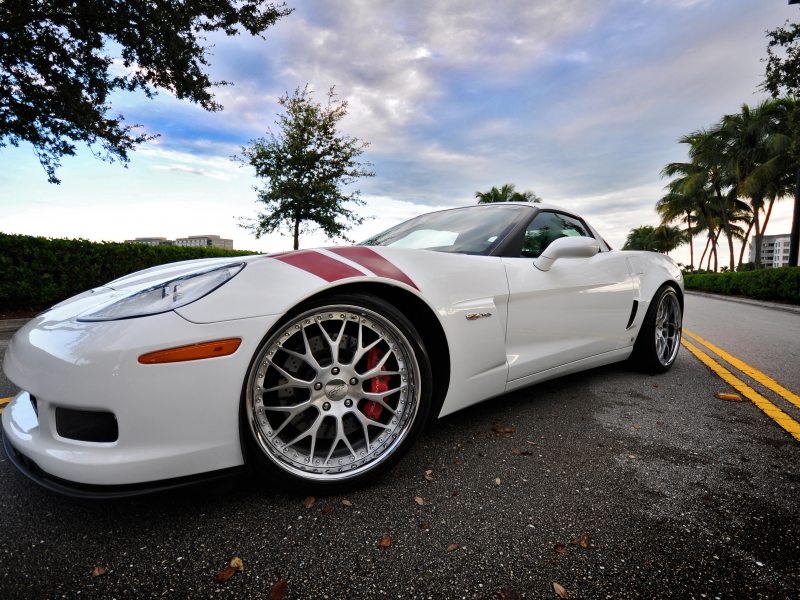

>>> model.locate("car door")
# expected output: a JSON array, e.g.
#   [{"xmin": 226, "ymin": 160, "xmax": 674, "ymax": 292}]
[{"xmin": 501, "ymin": 210, "xmax": 633, "ymax": 383}]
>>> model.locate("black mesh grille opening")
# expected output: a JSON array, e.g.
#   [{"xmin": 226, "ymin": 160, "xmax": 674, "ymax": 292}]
[{"xmin": 56, "ymin": 408, "xmax": 118, "ymax": 443}]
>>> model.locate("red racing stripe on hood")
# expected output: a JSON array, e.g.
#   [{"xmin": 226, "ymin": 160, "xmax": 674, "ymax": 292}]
[
  {"xmin": 328, "ymin": 247, "xmax": 419, "ymax": 290},
  {"xmin": 274, "ymin": 250, "xmax": 365, "ymax": 282}
]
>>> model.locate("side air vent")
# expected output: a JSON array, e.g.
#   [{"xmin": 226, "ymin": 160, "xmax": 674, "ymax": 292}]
[
  {"xmin": 30, "ymin": 395, "xmax": 39, "ymax": 418},
  {"xmin": 56, "ymin": 408, "xmax": 119, "ymax": 443},
  {"xmin": 625, "ymin": 300, "xmax": 639, "ymax": 330}
]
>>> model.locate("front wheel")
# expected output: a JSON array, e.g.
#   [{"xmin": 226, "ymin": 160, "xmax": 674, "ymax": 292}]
[
  {"xmin": 241, "ymin": 293, "xmax": 432, "ymax": 495},
  {"xmin": 630, "ymin": 285, "xmax": 682, "ymax": 374}
]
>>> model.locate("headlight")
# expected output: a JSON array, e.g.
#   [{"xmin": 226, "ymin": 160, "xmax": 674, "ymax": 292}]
[{"xmin": 78, "ymin": 263, "xmax": 245, "ymax": 322}]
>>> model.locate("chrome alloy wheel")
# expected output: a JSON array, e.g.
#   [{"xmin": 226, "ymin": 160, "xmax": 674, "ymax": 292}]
[
  {"xmin": 654, "ymin": 291, "xmax": 681, "ymax": 366},
  {"xmin": 245, "ymin": 305, "xmax": 421, "ymax": 481}
]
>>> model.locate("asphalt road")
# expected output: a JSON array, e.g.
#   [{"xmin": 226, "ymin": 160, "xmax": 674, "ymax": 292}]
[{"xmin": 1, "ymin": 296, "xmax": 799, "ymax": 600}]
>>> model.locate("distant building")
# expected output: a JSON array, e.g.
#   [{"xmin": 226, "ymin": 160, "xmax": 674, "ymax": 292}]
[
  {"xmin": 125, "ymin": 237, "xmax": 174, "ymax": 246},
  {"xmin": 748, "ymin": 234, "xmax": 791, "ymax": 268},
  {"xmin": 175, "ymin": 235, "xmax": 234, "ymax": 250}
]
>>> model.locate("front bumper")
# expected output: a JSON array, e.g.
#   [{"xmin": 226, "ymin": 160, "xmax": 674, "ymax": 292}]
[{"xmin": 2, "ymin": 310, "xmax": 280, "ymax": 487}]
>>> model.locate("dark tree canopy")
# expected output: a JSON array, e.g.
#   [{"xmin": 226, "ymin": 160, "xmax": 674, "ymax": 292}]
[
  {"xmin": 761, "ymin": 20, "xmax": 800, "ymax": 98},
  {"xmin": 237, "ymin": 86, "xmax": 375, "ymax": 250},
  {"xmin": 0, "ymin": 0, "xmax": 293, "ymax": 183}
]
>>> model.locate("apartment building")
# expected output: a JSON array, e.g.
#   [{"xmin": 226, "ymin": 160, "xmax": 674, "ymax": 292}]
[
  {"xmin": 174, "ymin": 235, "xmax": 234, "ymax": 250},
  {"xmin": 748, "ymin": 234, "xmax": 791, "ymax": 268},
  {"xmin": 124, "ymin": 237, "xmax": 174, "ymax": 246}
]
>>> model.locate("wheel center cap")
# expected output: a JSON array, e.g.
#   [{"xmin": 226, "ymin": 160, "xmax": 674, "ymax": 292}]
[{"xmin": 324, "ymin": 379, "xmax": 348, "ymax": 401}]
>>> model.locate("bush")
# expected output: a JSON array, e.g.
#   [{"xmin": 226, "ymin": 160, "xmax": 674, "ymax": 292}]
[
  {"xmin": 0, "ymin": 233, "xmax": 260, "ymax": 312},
  {"xmin": 683, "ymin": 267, "xmax": 800, "ymax": 305}
]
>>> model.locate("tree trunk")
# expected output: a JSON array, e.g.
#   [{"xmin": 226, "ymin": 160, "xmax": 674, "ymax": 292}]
[
  {"xmin": 790, "ymin": 166, "xmax": 800, "ymax": 267},
  {"xmin": 699, "ymin": 235, "xmax": 711, "ymax": 270},
  {"xmin": 754, "ymin": 208, "xmax": 762, "ymax": 269},
  {"xmin": 738, "ymin": 219, "xmax": 754, "ymax": 270},
  {"xmin": 706, "ymin": 239, "xmax": 714, "ymax": 271},
  {"xmin": 702, "ymin": 207, "xmax": 719, "ymax": 272},
  {"xmin": 293, "ymin": 216, "xmax": 300, "ymax": 250},
  {"xmin": 714, "ymin": 184, "xmax": 735, "ymax": 272},
  {"xmin": 712, "ymin": 226, "xmax": 719, "ymax": 272},
  {"xmin": 686, "ymin": 212, "xmax": 694, "ymax": 269}
]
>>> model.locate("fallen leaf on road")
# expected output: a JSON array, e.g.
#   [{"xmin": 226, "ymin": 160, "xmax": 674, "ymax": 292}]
[
  {"xmin": 414, "ymin": 496, "xmax": 424, "ymax": 505},
  {"xmin": 540, "ymin": 436, "xmax": 545, "ymax": 439},
  {"xmin": 492, "ymin": 426, "xmax": 515, "ymax": 433},
  {"xmin": 322, "ymin": 505, "xmax": 334, "ymax": 513},
  {"xmin": 657, "ymin": 422, "xmax": 664, "ymax": 426},
  {"xmin": 501, "ymin": 433, "xmax": 512, "ymax": 438},
  {"xmin": 423, "ymin": 571, "xmax": 434, "ymax": 579},
  {"xmin": 91, "ymin": 566, "xmax": 106, "ymax": 578},
  {"xmin": 521, "ymin": 451, "xmax": 533, "ymax": 456},
  {"xmin": 653, "ymin": 384, "xmax": 659, "ymax": 388},
  {"xmin": 628, "ymin": 455, "xmax": 636, "ymax": 459},
  {"xmin": 214, "ymin": 567, "xmax": 237, "ymax": 582},
  {"xmin": 511, "ymin": 449, "xmax": 521, "ymax": 455},
  {"xmin": 452, "ymin": 491, "xmax": 459, "ymax": 496},
  {"xmin": 230, "ymin": 557, "xmax": 243, "ymax": 572},
  {"xmin": 425, "ymin": 469, "xmax": 433, "ymax": 475},
  {"xmin": 424, "ymin": 475, "xmax": 436, "ymax": 482},
  {"xmin": 446, "ymin": 543, "xmax": 458, "ymax": 552},
  {"xmin": 342, "ymin": 500, "xmax": 352, "ymax": 506},
  {"xmin": 496, "ymin": 587, "xmax": 523, "ymax": 599},
  {"xmin": 553, "ymin": 543, "xmax": 566, "ymax": 554},
  {"xmin": 302, "ymin": 496, "xmax": 315, "ymax": 509},
  {"xmin": 527, "ymin": 441, "xmax": 537, "ymax": 445},
  {"xmin": 717, "ymin": 393, "xmax": 742, "ymax": 401},
  {"xmin": 420, "ymin": 522, "xmax": 430, "ymax": 529},
  {"xmin": 495, "ymin": 478, "xmax": 501, "ymax": 486},
  {"xmin": 380, "ymin": 536, "xmax": 392, "ymax": 547},
  {"xmin": 551, "ymin": 414, "xmax": 559, "ymax": 418},
  {"xmin": 269, "ymin": 579, "xmax": 288, "ymax": 600},
  {"xmin": 553, "ymin": 582, "xmax": 569, "ymax": 598},
  {"xmin": 633, "ymin": 424, "xmax": 640, "ymax": 430},
  {"xmin": 570, "ymin": 534, "xmax": 592, "ymax": 549},
  {"xmin": 475, "ymin": 432, "xmax": 482, "ymax": 437},
  {"xmin": 454, "ymin": 460, "xmax": 463, "ymax": 465}
]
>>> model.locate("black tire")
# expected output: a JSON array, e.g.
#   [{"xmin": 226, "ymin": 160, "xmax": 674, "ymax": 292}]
[
  {"xmin": 630, "ymin": 284, "xmax": 682, "ymax": 374},
  {"xmin": 240, "ymin": 292, "xmax": 433, "ymax": 495}
]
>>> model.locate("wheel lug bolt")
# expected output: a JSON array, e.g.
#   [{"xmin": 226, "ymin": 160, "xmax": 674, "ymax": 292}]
[
  {"xmin": 322, "ymin": 402, "xmax": 331, "ymax": 411},
  {"xmin": 344, "ymin": 399, "xmax": 353, "ymax": 408},
  {"xmin": 349, "ymin": 378, "xmax": 358, "ymax": 385},
  {"xmin": 331, "ymin": 367, "xmax": 340, "ymax": 375},
  {"xmin": 314, "ymin": 382, "xmax": 323, "ymax": 391}
]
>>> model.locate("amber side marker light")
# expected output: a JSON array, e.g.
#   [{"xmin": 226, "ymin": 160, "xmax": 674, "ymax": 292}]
[{"xmin": 138, "ymin": 339, "xmax": 242, "ymax": 364}]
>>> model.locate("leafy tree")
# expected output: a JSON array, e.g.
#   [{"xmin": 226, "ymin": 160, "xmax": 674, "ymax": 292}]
[
  {"xmin": 0, "ymin": 0, "xmax": 293, "ymax": 183},
  {"xmin": 760, "ymin": 17, "xmax": 800, "ymax": 267},
  {"xmin": 476, "ymin": 183, "xmax": 541, "ymax": 204},
  {"xmin": 236, "ymin": 85, "xmax": 374, "ymax": 250}
]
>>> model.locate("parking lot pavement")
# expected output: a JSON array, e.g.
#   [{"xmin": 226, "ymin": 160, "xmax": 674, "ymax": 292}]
[{"xmin": 1, "ymin": 340, "xmax": 798, "ymax": 600}]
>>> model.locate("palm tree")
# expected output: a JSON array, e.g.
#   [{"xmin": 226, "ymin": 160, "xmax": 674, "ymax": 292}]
[
  {"xmin": 656, "ymin": 189, "xmax": 697, "ymax": 268},
  {"xmin": 476, "ymin": 183, "xmax": 541, "ymax": 203},
  {"xmin": 661, "ymin": 161, "xmax": 721, "ymax": 271},
  {"xmin": 651, "ymin": 224, "xmax": 687, "ymax": 254},
  {"xmin": 622, "ymin": 226, "xmax": 658, "ymax": 251}
]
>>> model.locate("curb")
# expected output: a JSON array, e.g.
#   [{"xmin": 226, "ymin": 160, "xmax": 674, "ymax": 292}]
[
  {"xmin": 0, "ymin": 318, "xmax": 31, "ymax": 333},
  {"xmin": 685, "ymin": 290, "xmax": 800, "ymax": 315}
]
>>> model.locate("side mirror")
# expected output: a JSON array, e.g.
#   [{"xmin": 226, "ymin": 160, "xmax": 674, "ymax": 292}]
[{"xmin": 534, "ymin": 236, "xmax": 600, "ymax": 271}]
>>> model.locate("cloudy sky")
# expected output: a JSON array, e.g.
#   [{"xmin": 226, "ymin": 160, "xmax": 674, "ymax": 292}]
[{"xmin": 1, "ymin": 0, "xmax": 798, "ymax": 266}]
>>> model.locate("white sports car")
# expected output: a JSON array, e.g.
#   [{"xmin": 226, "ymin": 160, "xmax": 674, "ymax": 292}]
[{"xmin": 2, "ymin": 203, "xmax": 683, "ymax": 497}]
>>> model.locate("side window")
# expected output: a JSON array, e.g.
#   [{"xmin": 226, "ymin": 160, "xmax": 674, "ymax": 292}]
[{"xmin": 520, "ymin": 212, "xmax": 592, "ymax": 258}]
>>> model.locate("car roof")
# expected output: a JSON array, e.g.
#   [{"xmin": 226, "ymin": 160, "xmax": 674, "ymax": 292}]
[{"xmin": 457, "ymin": 202, "xmax": 571, "ymax": 213}]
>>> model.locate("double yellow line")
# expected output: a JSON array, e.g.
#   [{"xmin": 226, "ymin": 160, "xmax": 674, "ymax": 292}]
[
  {"xmin": 681, "ymin": 329, "xmax": 800, "ymax": 442},
  {"xmin": 0, "ymin": 396, "xmax": 11, "ymax": 415}
]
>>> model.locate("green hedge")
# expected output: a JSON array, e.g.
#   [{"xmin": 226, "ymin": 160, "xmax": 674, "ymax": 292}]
[
  {"xmin": 683, "ymin": 267, "xmax": 800, "ymax": 305},
  {"xmin": 0, "ymin": 233, "xmax": 259, "ymax": 312}
]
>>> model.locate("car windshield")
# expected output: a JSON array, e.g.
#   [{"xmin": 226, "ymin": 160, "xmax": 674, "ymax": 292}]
[{"xmin": 358, "ymin": 205, "xmax": 526, "ymax": 255}]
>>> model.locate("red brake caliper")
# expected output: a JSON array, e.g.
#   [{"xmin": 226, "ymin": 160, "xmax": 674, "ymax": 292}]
[{"xmin": 363, "ymin": 347, "xmax": 389, "ymax": 421}]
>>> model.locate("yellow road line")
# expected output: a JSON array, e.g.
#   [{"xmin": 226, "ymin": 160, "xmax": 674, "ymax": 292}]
[
  {"xmin": 0, "ymin": 396, "xmax": 12, "ymax": 415},
  {"xmin": 683, "ymin": 329, "xmax": 800, "ymax": 411},
  {"xmin": 681, "ymin": 338, "xmax": 800, "ymax": 442}
]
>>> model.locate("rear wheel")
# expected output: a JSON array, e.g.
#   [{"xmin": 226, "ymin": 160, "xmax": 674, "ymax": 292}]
[
  {"xmin": 241, "ymin": 293, "xmax": 432, "ymax": 495},
  {"xmin": 631, "ymin": 285, "xmax": 682, "ymax": 373}
]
